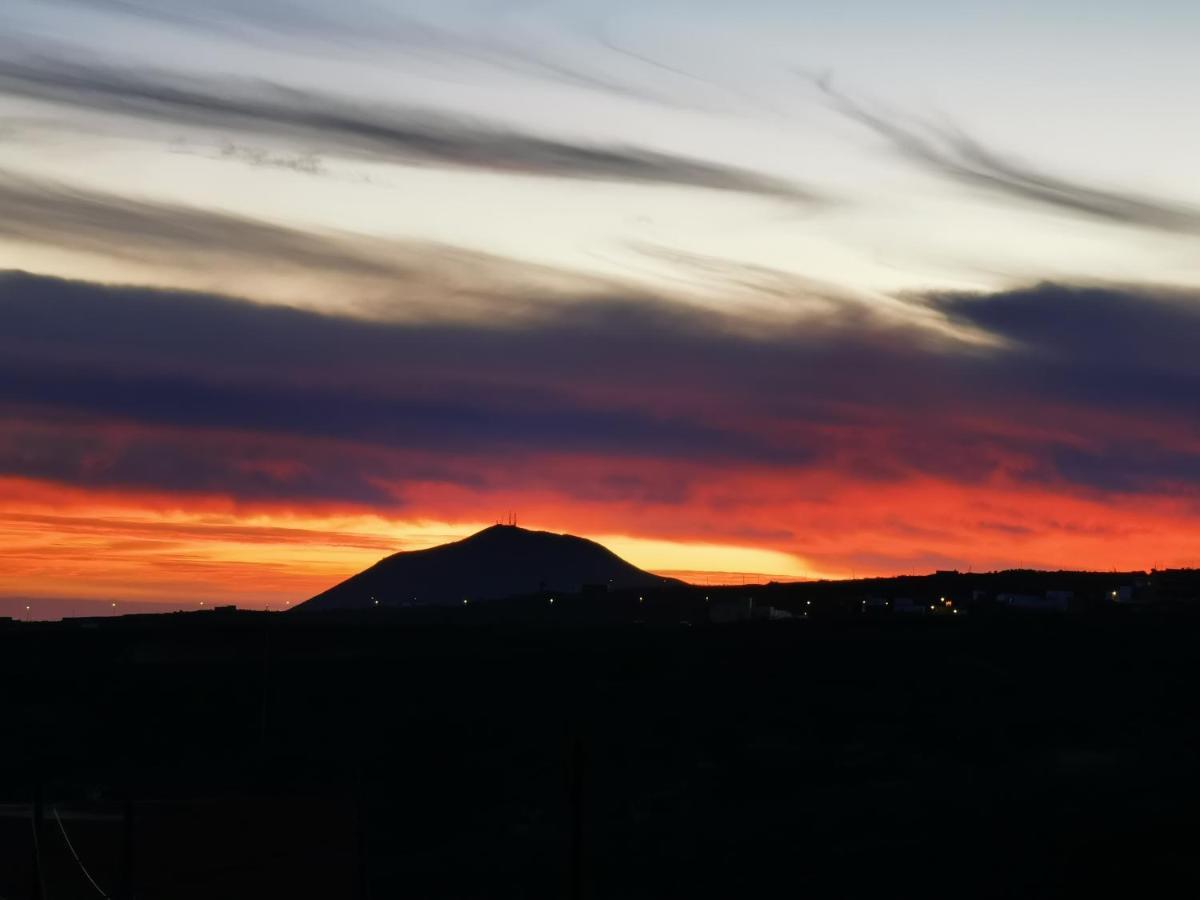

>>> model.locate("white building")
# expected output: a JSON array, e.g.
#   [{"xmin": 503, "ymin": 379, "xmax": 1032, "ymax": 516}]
[{"xmin": 999, "ymin": 593, "xmax": 1066, "ymax": 612}]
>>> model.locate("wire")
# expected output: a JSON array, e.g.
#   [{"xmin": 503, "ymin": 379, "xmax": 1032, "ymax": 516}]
[{"xmin": 53, "ymin": 808, "xmax": 111, "ymax": 899}]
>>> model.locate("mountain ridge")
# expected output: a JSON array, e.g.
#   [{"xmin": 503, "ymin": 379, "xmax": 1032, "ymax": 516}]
[{"xmin": 296, "ymin": 524, "xmax": 679, "ymax": 610}]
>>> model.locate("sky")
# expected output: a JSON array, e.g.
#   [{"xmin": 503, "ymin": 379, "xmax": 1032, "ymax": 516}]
[{"xmin": 2, "ymin": 0, "xmax": 1200, "ymax": 614}]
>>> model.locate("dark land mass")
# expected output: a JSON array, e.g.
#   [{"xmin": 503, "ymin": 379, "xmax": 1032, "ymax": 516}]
[
  {"xmin": 300, "ymin": 524, "xmax": 680, "ymax": 611},
  {"xmin": 6, "ymin": 566, "xmax": 1200, "ymax": 898}
]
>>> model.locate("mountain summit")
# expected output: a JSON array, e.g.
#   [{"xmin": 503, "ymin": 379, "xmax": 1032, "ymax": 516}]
[{"xmin": 296, "ymin": 524, "xmax": 678, "ymax": 610}]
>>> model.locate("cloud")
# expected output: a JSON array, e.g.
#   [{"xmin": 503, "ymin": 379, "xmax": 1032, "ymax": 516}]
[
  {"xmin": 0, "ymin": 271, "xmax": 808, "ymax": 474},
  {"xmin": 42, "ymin": 1, "xmax": 730, "ymax": 113},
  {"xmin": 44, "ymin": 0, "xmax": 362, "ymax": 43},
  {"xmin": 210, "ymin": 141, "xmax": 325, "ymax": 175},
  {"xmin": 0, "ymin": 175, "xmax": 400, "ymax": 277},
  {"xmin": 0, "ymin": 52, "xmax": 817, "ymax": 201},
  {"xmin": 2, "ymin": 271, "xmax": 1200, "ymax": 512},
  {"xmin": 929, "ymin": 281, "xmax": 1200, "ymax": 408},
  {"xmin": 0, "ymin": 419, "xmax": 403, "ymax": 506},
  {"xmin": 0, "ymin": 173, "xmax": 616, "ymax": 319},
  {"xmin": 818, "ymin": 76, "xmax": 1200, "ymax": 234}
]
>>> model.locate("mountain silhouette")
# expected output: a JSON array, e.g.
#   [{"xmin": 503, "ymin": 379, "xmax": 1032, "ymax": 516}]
[{"xmin": 296, "ymin": 524, "xmax": 679, "ymax": 610}]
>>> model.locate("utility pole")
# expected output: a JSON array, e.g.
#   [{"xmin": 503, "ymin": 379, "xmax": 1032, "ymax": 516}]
[
  {"xmin": 31, "ymin": 778, "xmax": 45, "ymax": 900},
  {"xmin": 259, "ymin": 618, "xmax": 272, "ymax": 757},
  {"xmin": 120, "ymin": 795, "xmax": 135, "ymax": 900},
  {"xmin": 569, "ymin": 737, "xmax": 586, "ymax": 900},
  {"xmin": 355, "ymin": 769, "xmax": 371, "ymax": 900}
]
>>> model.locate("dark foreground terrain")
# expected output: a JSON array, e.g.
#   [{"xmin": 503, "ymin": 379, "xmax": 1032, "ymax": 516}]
[{"xmin": 4, "ymin": 605, "xmax": 1200, "ymax": 898}]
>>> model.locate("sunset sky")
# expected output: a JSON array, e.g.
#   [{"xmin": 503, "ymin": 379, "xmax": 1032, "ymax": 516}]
[{"xmin": 3, "ymin": 1, "xmax": 1200, "ymax": 613}]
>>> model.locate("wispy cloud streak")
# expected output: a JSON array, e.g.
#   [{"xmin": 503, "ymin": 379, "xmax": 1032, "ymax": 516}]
[
  {"xmin": 0, "ymin": 174, "xmax": 617, "ymax": 319},
  {"xmin": 0, "ymin": 175, "xmax": 401, "ymax": 277},
  {"xmin": 44, "ymin": 0, "xmax": 729, "ymax": 112},
  {"xmin": 818, "ymin": 76, "xmax": 1200, "ymax": 234},
  {"xmin": 0, "ymin": 53, "xmax": 817, "ymax": 201}
]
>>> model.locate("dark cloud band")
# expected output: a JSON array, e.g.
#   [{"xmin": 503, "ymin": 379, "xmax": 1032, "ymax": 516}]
[{"xmin": 3, "ymin": 271, "xmax": 1200, "ymax": 505}]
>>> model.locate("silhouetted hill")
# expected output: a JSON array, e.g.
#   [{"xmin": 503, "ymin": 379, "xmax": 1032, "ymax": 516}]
[{"xmin": 296, "ymin": 524, "xmax": 679, "ymax": 610}]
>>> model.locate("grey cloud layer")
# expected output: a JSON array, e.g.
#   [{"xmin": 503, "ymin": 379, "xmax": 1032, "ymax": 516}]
[
  {"xmin": 2, "ymin": 271, "xmax": 1200, "ymax": 505},
  {"xmin": 820, "ymin": 78, "xmax": 1200, "ymax": 234},
  {"xmin": 0, "ymin": 54, "xmax": 815, "ymax": 201}
]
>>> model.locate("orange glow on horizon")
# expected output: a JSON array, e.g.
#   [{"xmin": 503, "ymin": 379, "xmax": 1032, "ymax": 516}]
[{"xmin": 3, "ymin": 468, "xmax": 1200, "ymax": 610}]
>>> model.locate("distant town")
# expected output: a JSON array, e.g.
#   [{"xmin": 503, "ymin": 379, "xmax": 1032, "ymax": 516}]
[{"xmin": 7, "ymin": 566, "xmax": 1197, "ymax": 632}]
